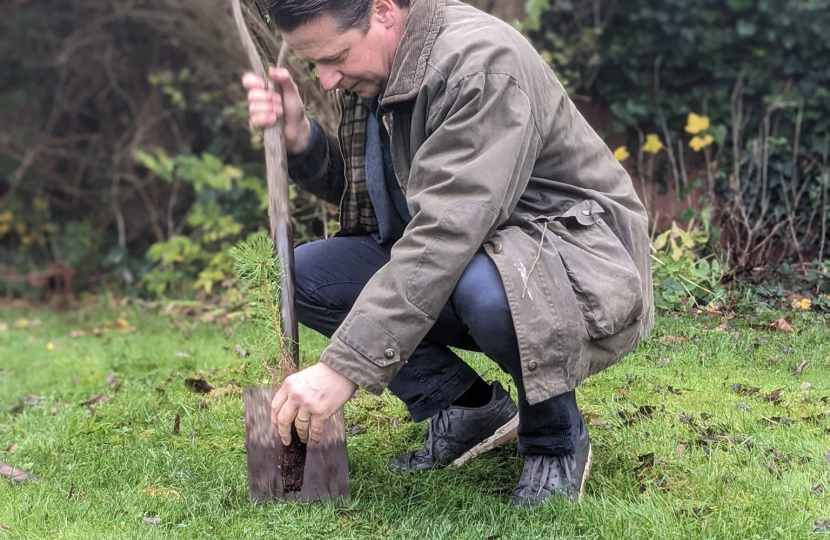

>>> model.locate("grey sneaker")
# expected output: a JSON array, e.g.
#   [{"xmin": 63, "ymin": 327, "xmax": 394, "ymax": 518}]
[
  {"xmin": 387, "ymin": 381, "xmax": 519, "ymax": 472},
  {"xmin": 510, "ymin": 424, "xmax": 592, "ymax": 508}
]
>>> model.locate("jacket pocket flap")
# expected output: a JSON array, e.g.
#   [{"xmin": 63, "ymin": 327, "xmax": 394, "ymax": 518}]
[
  {"xmin": 558, "ymin": 199, "xmax": 606, "ymax": 226},
  {"xmin": 341, "ymin": 315, "xmax": 401, "ymax": 368}
]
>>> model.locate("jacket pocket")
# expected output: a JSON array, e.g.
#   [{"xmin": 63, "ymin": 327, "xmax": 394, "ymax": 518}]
[
  {"xmin": 341, "ymin": 315, "xmax": 401, "ymax": 368},
  {"xmin": 541, "ymin": 199, "xmax": 644, "ymax": 339}
]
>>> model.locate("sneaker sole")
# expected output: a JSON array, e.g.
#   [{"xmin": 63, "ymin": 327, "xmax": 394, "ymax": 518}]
[
  {"xmin": 578, "ymin": 444, "xmax": 593, "ymax": 501},
  {"xmin": 451, "ymin": 414, "xmax": 520, "ymax": 467}
]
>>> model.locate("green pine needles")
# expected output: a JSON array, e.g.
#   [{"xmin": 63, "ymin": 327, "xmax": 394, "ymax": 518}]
[{"xmin": 230, "ymin": 231, "xmax": 294, "ymax": 382}]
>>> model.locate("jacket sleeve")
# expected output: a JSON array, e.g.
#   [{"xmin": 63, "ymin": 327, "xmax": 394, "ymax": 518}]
[
  {"xmin": 286, "ymin": 120, "xmax": 346, "ymax": 206},
  {"xmin": 319, "ymin": 71, "xmax": 541, "ymax": 393}
]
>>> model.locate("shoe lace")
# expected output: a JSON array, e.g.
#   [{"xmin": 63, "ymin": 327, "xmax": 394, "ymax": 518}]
[{"xmin": 524, "ymin": 454, "xmax": 574, "ymax": 499}]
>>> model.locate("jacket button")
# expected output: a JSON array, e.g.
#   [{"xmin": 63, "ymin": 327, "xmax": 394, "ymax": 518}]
[
  {"xmin": 384, "ymin": 348, "xmax": 395, "ymax": 359},
  {"xmin": 596, "ymin": 218, "xmax": 604, "ymax": 224},
  {"xmin": 527, "ymin": 361, "xmax": 538, "ymax": 371},
  {"xmin": 494, "ymin": 243, "xmax": 503, "ymax": 254},
  {"xmin": 581, "ymin": 210, "xmax": 591, "ymax": 216}
]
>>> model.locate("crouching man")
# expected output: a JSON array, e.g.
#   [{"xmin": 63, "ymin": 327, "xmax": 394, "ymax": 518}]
[{"xmin": 244, "ymin": 0, "xmax": 653, "ymax": 508}]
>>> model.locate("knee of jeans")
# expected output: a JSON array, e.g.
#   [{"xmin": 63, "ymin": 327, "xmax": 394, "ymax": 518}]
[
  {"xmin": 455, "ymin": 278, "xmax": 513, "ymax": 335},
  {"xmin": 292, "ymin": 244, "xmax": 318, "ymax": 310}
]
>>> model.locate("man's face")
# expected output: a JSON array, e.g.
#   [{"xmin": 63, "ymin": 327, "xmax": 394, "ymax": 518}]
[{"xmin": 284, "ymin": 13, "xmax": 395, "ymax": 99}]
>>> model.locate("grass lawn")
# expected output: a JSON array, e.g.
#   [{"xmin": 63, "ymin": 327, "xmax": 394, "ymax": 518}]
[{"xmin": 1, "ymin": 299, "xmax": 829, "ymax": 539}]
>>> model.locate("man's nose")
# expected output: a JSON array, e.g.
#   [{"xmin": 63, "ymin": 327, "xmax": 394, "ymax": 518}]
[{"xmin": 317, "ymin": 66, "xmax": 342, "ymax": 91}]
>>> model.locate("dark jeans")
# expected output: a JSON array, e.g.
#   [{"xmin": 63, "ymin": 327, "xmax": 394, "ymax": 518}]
[{"xmin": 294, "ymin": 236, "xmax": 584, "ymax": 456}]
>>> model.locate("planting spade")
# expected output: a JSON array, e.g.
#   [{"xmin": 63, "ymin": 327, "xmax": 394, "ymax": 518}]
[{"xmin": 232, "ymin": 0, "xmax": 350, "ymax": 502}]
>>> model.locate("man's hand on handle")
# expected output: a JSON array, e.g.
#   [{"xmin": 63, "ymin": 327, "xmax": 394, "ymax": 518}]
[
  {"xmin": 271, "ymin": 362, "xmax": 358, "ymax": 445},
  {"xmin": 242, "ymin": 66, "xmax": 313, "ymax": 155}
]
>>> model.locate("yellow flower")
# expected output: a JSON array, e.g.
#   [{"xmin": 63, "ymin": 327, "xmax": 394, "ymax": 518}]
[
  {"xmin": 792, "ymin": 298, "xmax": 812, "ymax": 310},
  {"xmin": 613, "ymin": 146, "xmax": 631, "ymax": 161},
  {"xmin": 223, "ymin": 165, "xmax": 243, "ymax": 179},
  {"xmin": 33, "ymin": 197, "xmax": 48, "ymax": 211},
  {"xmin": 46, "ymin": 342, "xmax": 55, "ymax": 351},
  {"xmin": 0, "ymin": 211, "xmax": 13, "ymax": 223},
  {"xmin": 0, "ymin": 223, "xmax": 9, "ymax": 237},
  {"xmin": 14, "ymin": 222, "xmax": 27, "ymax": 235},
  {"xmin": 685, "ymin": 113, "xmax": 710, "ymax": 134},
  {"xmin": 689, "ymin": 134, "xmax": 714, "ymax": 152},
  {"xmin": 20, "ymin": 235, "xmax": 33, "ymax": 246},
  {"xmin": 643, "ymin": 134, "xmax": 664, "ymax": 154}
]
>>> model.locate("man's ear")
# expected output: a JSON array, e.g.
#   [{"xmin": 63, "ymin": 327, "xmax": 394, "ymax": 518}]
[{"xmin": 374, "ymin": 0, "xmax": 397, "ymax": 28}]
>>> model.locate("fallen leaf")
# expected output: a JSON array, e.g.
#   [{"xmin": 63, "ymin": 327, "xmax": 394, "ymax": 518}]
[
  {"xmin": 731, "ymin": 383, "xmax": 760, "ymax": 396},
  {"xmin": 715, "ymin": 323, "xmax": 728, "ymax": 332},
  {"xmin": 769, "ymin": 317, "xmax": 794, "ymax": 334},
  {"xmin": 114, "ymin": 318, "xmax": 129, "ymax": 329},
  {"xmin": 736, "ymin": 403, "xmax": 751, "ymax": 412},
  {"xmin": 50, "ymin": 407, "xmax": 58, "ymax": 415},
  {"xmin": 7, "ymin": 402, "xmax": 21, "ymax": 414},
  {"xmin": 5, "ymin": 444, "xmax": 17, "ymax": 453},
  {"xmin": 679, "ymin": 413, "xmax": 693, "ymax": 424},
  {"xmin": 71, "ymin": 374, "xmax": 81, "ymax": 384},
  {"xmin": 69, "ymin": 330, "xmax": 86, "ymax": 338},
  {"xmin": 234, "ymin": 344, "xmax": 250, "ymax": 358},
  {"xmin": 637, "ymin": 405, "xmax": 656, "ymax": 418},
  {"xmin": 0, "ymin": 462, "xmax": 38, "ymax": 483},
  {"xmin": 106, "ymin": 372, "xmax": 119, "ymax": 385},
  {"xmin": 141, "ymin": 485, "xmax": 181, "ymax": 499},
  {"xmin": 792, "ymin": 360, "xmax": 810, "ymax": 375},
  {"xmin": 801, "ymin": 382, "xmax": 813, "ymax": 390},
  {"xmin": 764, "ymin": 460, "xmax": 782, "ymax": 477},
  {"xmin": 664, "ymin": 335, "xmax": 689, "ymax": 343},
  {"xmin": 68, "ymin": 484, "xmax": 76, "ymax": 499},
  {"xmin": 658, "ymin": 358, "xmax": 672, "ymax": 367},
  {"xmin": 143, "ymin": 517, "xmax": 162, "ymax": 525},
  {"xmin": 676, "ymin": 444, "xmax": 686, "ymax": 457},
  {"xmin": 815, "ymin": 520, "xmax": 830, "ymax": 533},
  {"xmin": 209, "ymin": 381, "xmax": 241, "ymax": 397},
  {"xmin": 348, "ymin": 425, "xmax": 366, "ymax": 435},
  {"xmin": 173, "ymin": 411, "xmax": 180, "ymax": 435},
  {"xmin": 634, "ymin": 453, "xmax": 656, "ymax": 472},
  {"xmin": 22, "ymin": 395, "xmax": 40, "ymax": 406},
  {"xmin": 184, "ymin": 377, "xmax": 213, "ymax": 394},
  {"xmin": 764, "ymin": 389, "xmax": 784, "ymax": 403},
  {"xmin": 617, "ymin": 386, "xmax": 629, "ymax": 395},
  {"xmin": 79, "ymin": 394, "xmax": 109, "ymax": 407},
  {"xmin": 761, "ymin": 417, "xmax": 794, "ymax": 427},
  {"xmin": 813, "ymin": 483, "xmax": 825, "ymax": 496}
]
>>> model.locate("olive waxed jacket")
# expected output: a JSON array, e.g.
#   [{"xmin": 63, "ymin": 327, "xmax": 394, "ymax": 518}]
[{"xmin": 291, "ymin": 0, "xmax": 654, "ymax": 405}]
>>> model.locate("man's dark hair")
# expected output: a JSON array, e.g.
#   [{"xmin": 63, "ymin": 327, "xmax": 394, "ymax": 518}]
[{"xmin": 268, "ymin": 0, "xmax": 410, "ymax": 33}]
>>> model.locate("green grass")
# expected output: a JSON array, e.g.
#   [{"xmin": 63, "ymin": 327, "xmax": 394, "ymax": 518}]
[{"xmin": 1, "ymin": 299, "xmax": 829, "ymax": 539}]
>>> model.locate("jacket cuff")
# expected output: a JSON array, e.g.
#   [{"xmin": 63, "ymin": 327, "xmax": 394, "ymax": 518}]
[
  {"xmin": 286, "ymin": 120, "xmax": 326, "ymax": 181},
  {"xmin": 319, "ymin": 314, "xmax": 403, "ymax": 395}
]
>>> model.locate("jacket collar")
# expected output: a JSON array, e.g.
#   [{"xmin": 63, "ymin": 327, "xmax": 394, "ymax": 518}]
[{"xmin": 381, "ymin": 0, "xmax": 445, "ymax": 107}]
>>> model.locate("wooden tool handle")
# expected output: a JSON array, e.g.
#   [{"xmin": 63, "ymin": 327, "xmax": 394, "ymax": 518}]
[{"xmin": 231, "ymin": 0, "xmax": 299, "ymax": 371}]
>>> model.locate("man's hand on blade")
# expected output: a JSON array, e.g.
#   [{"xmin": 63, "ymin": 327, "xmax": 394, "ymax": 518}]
[{"xmin": 271, "ymin": 362, "xmax": 358, "ymax": 445}]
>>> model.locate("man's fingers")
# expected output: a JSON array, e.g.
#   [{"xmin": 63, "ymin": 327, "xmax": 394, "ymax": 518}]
[
  {"xmin": 241, "ymin": 71, "xmax": 266, "ymax": 90},
  {"xmin": 276, "ymin": 400, "xmax": 299, "ymax": 446},
  {"xmin": 308, "ymin": 414, "xmax": 328, "ymax": 445},
  {"xmin": 271, "ymin": 388, "xmax": 289, "ymax": 426},
  {"xmin": 249, "ymin": 100, "xmax": 279, "ymax": 114},
  {"xmin": 293, "ymin": 410, "xmax": 312, "ymax": 444}
]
